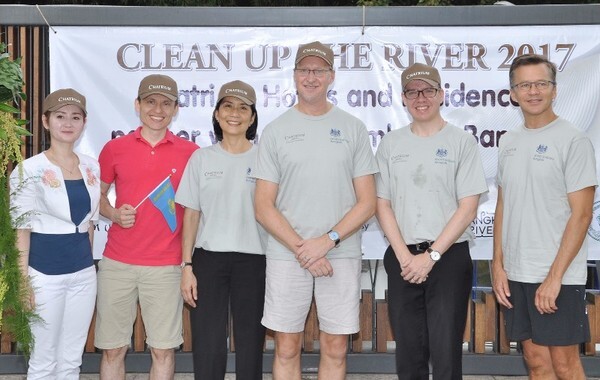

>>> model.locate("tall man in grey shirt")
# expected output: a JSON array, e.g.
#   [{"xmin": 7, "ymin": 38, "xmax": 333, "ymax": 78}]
[
  {"xmin": 254, "ymin": 41, "xmax": 377, "ymax": 380},
  {"xmin": 493, "ymin": 54, "xmax": 597, "ymax": 380}
]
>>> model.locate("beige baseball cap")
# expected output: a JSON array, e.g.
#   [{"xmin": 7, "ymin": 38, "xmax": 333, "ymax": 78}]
[
  {"xmin": 295, "ymin": 41, "xmax": 334, "ymax": 67},
  {"xmin": 401, "ymin": 63, "xmax": 441, "ymax": 89},
  {"xmin": 217, "ymin": 80, "xmax": 256, "ymax": 105},
  {"xmin": 42, "ymin": 88, "xmax": 87, "ymax": 115},
  {"xmin": 138, "ymin": 74, "xmax": 178, "ymax": 101}
]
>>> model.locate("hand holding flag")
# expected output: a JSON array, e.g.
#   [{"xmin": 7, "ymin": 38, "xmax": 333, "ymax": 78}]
[{"xmin": 135, "ymin": 175, "xmax": 177, "ymax": 233}]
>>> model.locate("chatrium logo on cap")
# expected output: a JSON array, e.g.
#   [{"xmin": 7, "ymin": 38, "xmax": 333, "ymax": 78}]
[
  {"xmin": 225, "ymin": 88, "xmax": 248, "ymax": 96},
  {"xmin": 57, "ymin": 96, "xmax": 82, "ymax": 104},
  {"xmin": 401, "ymin": 63, "xmax": 441, "ymax": 89},
  {"xmin": 148, "ymin": 84, "xmax": 172, "ymax": 91},
  {"xmin": 217, "ymin": 80, "xmax": 256, "ymax": 104},
  {"xmin": 42, "ymin": 88, "xmax": 87, "ymax": 115},
  {"xmin": 295, "ymin": 41, "xmax": 334, "ymax": 67},
  {"xmin": 138, "ymin": 74, "xmax": 178, "ymax": 101},
  {"xmin": 406, "ymin": 71, "xmax": 431, "ymax": 81},
  {"xmin": 303, "ymin": 48, "xmax": 327, "ymax": 58}
]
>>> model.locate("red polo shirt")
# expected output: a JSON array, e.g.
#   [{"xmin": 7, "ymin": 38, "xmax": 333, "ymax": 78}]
[{"xmin": 99, "ymin": 127, "xmax": 199, "ymax": 266}]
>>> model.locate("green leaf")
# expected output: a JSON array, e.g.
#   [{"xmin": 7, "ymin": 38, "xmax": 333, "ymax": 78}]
[
  {"xmin": 15, "ymin": 119, "xmax": 29, "ymax": 127},
  {"xmin": 13, "ymin": 126, "xmax": 31, "ymax": 137},
  {"xmin": 0, "ymin": 103, "xmax": 19, "ymax": 113}
]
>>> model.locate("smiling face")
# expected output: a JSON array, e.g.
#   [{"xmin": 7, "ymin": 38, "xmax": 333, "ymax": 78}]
[
  {"xmin": 42, "ymin": 104, "xmax": 86, "ymax": 145},
  {"xmin": 214, "ymin": 96, "xmax": 256, "ymax": 141},
  {"xmin": 402, "ymin": 79, "xmax": 443, "ymax": 124},
  {"xmin": 135, "ymin": 93, "xmax": 178, "ymax": 133},
  {"xmin": 294, "ymin": 56, "xmax": 334, "ymax": 107},
  {"xmin": 510, "ymin": 63, "xmax": 557, "ymax": 121}
]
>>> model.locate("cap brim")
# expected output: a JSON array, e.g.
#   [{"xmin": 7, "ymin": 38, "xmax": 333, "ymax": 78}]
[
  {"xmin": 231, "ymin": 95, "xmax": 254, "ymax": 105},
  {"xmin": 219, "ymin": 94, "xmax": 255, "ymax": 105},
  {"xmin": 46, "ymin": 103, "xmax": 87, "ymax": 115},
  {"xmin": 295, "ymin": 54, "xmax": 333, "ymax": 67},
  {"xmin": 403, "ymin": 78, "xmax": 440, "ymax": 90},
  {"xmin": 140, "ymin": 91, "xmax": 178, "ymax": 101}
]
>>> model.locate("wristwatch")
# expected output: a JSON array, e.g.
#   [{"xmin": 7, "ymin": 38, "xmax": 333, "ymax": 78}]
[
  {"xmin": 180, "ymin": 261, "xmax": 192, "ymax": 269},
  {"xmin": 426, "ymin": 247, "xmax": 441, "ymax": 262},
  {"xmin": 327, "ymin": 230, "xmax": 341, "ymax": 248}
]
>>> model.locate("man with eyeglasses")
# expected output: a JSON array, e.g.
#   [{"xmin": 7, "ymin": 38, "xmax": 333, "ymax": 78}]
[
  {"xmin": 375, "ymin": 62, "xmax": 487, "ymax": 379},
  {"xmin": 493, "ymin": 54, "xmax": 596, "ymax": 380},
  {"xmin": 254, "ymin": 41, "xmax": 377, "ymax": 380}
]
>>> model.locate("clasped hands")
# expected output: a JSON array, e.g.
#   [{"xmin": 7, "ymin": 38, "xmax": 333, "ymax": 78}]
[
  {"xmin": 400, "ymin": 253, "xmax": 434, "ymax": 284},
  {"xmin": 294, "ymin": 235, "xmax": 334, "ymax": 278}
]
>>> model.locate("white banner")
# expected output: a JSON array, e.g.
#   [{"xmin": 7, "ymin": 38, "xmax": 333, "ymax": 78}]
[{"xmin": 49, "ymin": 25, "xmax": 600, "ymax": 260}]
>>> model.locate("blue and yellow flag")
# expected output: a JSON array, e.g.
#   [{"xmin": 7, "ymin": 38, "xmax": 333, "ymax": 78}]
[{"xmin": 149, "ymin": 176, "xmax": 177, "ymax": 233}]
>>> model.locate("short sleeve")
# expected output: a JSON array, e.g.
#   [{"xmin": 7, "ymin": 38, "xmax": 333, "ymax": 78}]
[
  {"xmin": 175, "ymin": 149, "xmax": 203, "ymax": 212},
  {"xmin": 455, "ymin": 135, "xmax": 488, "ymax": 199},
  {"xmin": 375, "ymin": 136, "xmax": 391, "ymax": 200},
  {"xmin": 253, "ymin": 124, "xmax": 281, "ymax": 184},
  {"xmin": 352, "ymin": 122, "xmax": 378, "ymax": 179},
  {"xmin": 565, "ymin": 135, "xmax": 597, "ymax": 193},
  {"xmin": 98, "ymin": 141, "xmax": 116, "ymax": 185}
]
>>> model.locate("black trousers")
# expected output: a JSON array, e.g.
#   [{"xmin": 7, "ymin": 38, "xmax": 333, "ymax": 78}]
[
  {"xmin": 384, "ymin": 241, "xmax": 472, "ymax": 380},
  {"xmin": 190, "ymin": 248, "xmax": 266, "ymax": 380}
]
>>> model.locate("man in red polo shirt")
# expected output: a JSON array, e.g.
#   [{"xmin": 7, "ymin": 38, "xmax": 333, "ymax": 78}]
[{"xmin": 94, "ymin": 74, "xmax": 198, "ymax": 379}]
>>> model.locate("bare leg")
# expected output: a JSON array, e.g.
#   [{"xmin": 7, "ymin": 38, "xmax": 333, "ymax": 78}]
[
  {"xmin": 318, "ymin": 332, "xmax": 348, "ymax": 380},
  {"xmin": 149, "ymin": 347, "xmax": 175, "ymax": 380},
  {"xmin": 272, "ymin": 332, "xmax": 303, "ymax": 380},
  {"xmin": 549, "ymin": 344, "xmax": 586, "ymax": 380},
  {"xmin": 99, "ymin": 346, "xmax": 127, "ymax": 380},
  {"xmin": 521, "ymin": 339, "xmax": 558, "ymax": 380}
]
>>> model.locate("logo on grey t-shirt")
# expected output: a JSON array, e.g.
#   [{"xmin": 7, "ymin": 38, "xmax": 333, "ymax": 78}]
[
  {"xmin": 246, "ymin": 167, "xmax": 256, "ymax": 183},
  {"xmin": 434, "ymin": 148, "xmax": 454, "ymax": 165},
  {"xmin": 285, "ymin": 133, "xmax": 305, "ymax": 143},
  {"xmin": 436, "ymin": 148, "xmax": 448, "ymax": 157},
  {"xmin": 391, "ymin": 154, "xmax": 409, "ymax": 164},
  {"xmin": 587, "ymin": 201, "xmax": 600, "ymax": 241},
  {"xmin": 503, "ymin": 147, "xmax": 517, "ymax": 157},
  {"xmin": 329, "ymin": 128, "xmax": 347, "ymax": 144},
  {"xmin": 204, "ymin": 171, "xmax": 223, "ymax": 180},
  {"xmin": 533, "ymin": 144, "xmax": 554, "ymax": 162}
]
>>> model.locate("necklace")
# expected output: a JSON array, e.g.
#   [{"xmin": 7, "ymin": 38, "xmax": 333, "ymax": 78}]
[
  {"xmin": 46, "ymin": 151, "xmax": 78, "ymax": 175},
  {"xmin": 56, "ymin": 162, "xmax": 76, "ymax": 175}
]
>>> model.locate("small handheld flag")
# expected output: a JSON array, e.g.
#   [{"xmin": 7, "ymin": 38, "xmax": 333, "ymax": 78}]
[{"xmin": 135, "ymin": 175, "xmax": 177, "ymax": 233}]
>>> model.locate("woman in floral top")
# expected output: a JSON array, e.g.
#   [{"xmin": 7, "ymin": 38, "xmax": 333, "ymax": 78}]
[{"xmin": 9, "ymin": 89, "xmax": 100, "ymax": 380}]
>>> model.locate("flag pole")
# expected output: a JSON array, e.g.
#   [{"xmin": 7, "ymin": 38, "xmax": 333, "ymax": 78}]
[{"xmin": 134, "ymin": 174, "xmax": 172, "ymax": 210}]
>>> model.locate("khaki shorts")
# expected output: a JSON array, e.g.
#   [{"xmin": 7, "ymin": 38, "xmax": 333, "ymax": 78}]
[
  {"xmin": 262, "ymin": 257, "xmax": 361, "ymax": 335},
  {"xmin": 94, "ymin": 257, "xmax": 183, "ymax": 350}
]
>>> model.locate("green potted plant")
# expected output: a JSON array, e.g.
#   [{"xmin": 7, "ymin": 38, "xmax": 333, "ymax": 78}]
[{"xmin": 0, "ymin": 40, "xmax": 36, "ymax": 356}]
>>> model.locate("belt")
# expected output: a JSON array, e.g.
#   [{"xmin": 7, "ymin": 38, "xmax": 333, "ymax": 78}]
[{"xmin": 406, "ymin": 240, "xmax": 434, "ymax": 254}]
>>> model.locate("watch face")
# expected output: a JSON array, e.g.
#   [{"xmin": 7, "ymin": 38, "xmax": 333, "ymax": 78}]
[
  {"xmin": 429, "ymin": 250, "xmax": 441, "ymax": 261},
  {"xmin": 329, "ymin": 231, "xmax": 340, "ymax": 241}
]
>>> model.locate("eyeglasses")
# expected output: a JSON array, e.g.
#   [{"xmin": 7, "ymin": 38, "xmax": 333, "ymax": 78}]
[
  {"xmin": 403, "ymin": 88, "xmax": 439, "ymax": 100},
  {"xmin": 294, "ymin": 68, "xmax": 331, "ymax": 78},
  {"xmin": 511, "ymin": 80, "xmax": 556, "ymax": 92}
]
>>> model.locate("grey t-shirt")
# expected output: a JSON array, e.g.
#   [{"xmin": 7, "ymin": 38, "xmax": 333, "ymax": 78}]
[
  {"xmin": 497, "ymin": 118, "xmax": 597, "ymax": 285},
  {"xmin": 254, "ymin": 106, "xmax": 378, "ymax": 260},
  {"xmin": 376, "ymin": 123, "xmax": 488, "ymax": 244},
  {"xmin": 175, "ymin": 143, "xmax": 266, "ymax": 255}
]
